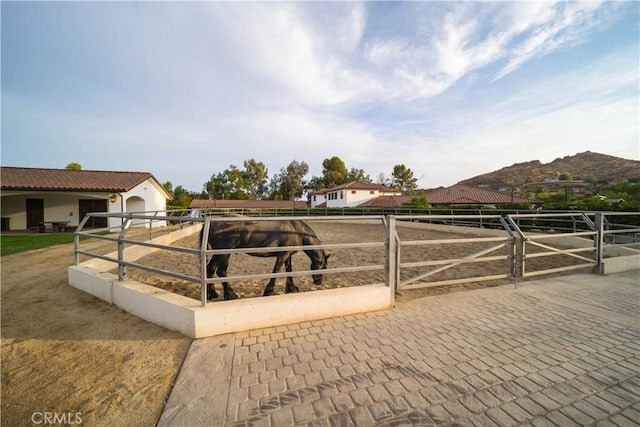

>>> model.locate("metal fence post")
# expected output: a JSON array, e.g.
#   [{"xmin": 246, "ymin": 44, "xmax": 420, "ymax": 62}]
[
  {"xmin": 505, "ymin": 215, "xmax": 526, "ymax": 287},
  {"xmin": 595, "ymin": 212, "xmax": 605, "ymax": 274},
  {"xmin": 117, "ymin": 216, "xmax": 132, "ymax": 280},
  {"xmin": 386, "ymin": 215, "xmax": 397, "ymax": 307},
  {"xmin": 200, "ymin": 219, "xmax": 211, "ymax": 307}
]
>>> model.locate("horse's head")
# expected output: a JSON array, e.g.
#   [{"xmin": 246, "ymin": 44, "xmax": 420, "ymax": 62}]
[{"xmin": 310, "ymin": 250, "xmax": 330, "ymax": 285}]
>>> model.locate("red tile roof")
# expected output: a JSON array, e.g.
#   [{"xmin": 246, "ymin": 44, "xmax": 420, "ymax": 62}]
[
  {"xmin": 190, "ymin": 199, "xmax": 308, "ymax": 209},
  {"xmin": 1, "ymin": 166, "xmax": 172, "ymax": 198},
  {"xmin": 311, "ymin": 181, "xmax": 399, "ymax": 195},
  {"xmin": 426, "ymin": 184, "xmax": 540, "ymax": 205},
  {"xmin": 357, "ymin": 195, "xmax": 413, "ymax": 207}
]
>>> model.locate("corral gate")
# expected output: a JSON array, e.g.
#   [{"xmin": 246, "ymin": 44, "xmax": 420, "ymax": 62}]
[
  {"xmin": 390, "ymin": 212, "xmax": 638, "ymax": 291},
  {"xmin": 390, "ymin": 215, "xmax": 518, "ymax": 291}
]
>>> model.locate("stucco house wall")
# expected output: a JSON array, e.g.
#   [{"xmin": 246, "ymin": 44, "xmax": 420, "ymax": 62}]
[
  {"xmin": 0, "ymin": 167, "xmax": 172, "ymax": 231},
  {"xmin": 311, "ymin": 182, "xmax": 403, "ymax": 208}
]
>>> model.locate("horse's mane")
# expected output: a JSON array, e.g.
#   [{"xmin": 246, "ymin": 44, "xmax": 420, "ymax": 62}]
[{"xmin": 295, "ymin": 221, "xmax": 321, "ymax": 246}]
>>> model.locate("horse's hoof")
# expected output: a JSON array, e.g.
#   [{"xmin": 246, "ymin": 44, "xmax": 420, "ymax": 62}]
[
  {"xmin": 224, "ymin": 292, "xmax": 239, "ymax": 300},
  {"xmin": 285, "ymin": 286, "xmax": 299, "ymax": 294},
  {"xmin": 263, "ymin": 289, "xmax": 274, "ymax": 297}
]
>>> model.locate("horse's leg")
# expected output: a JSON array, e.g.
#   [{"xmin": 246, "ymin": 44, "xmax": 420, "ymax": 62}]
[
  {"xmin": 205, "ymin": 256, "xmax": 219, "ymax": 300},
  {"xmin": 284, "ymin": 256, "xmax": 298, "ymax": 294},
  {"xmin": 216, "ymin": 255, "xmax": 238, "ymax": 300},
  {"xmin": 263, "ymin": 254, "xmax": 287, "ymax": 296}
]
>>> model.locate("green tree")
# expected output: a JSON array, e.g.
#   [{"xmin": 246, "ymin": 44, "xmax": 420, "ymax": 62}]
[
  {"xmin": 391, "ymin": 164, "xmax": 418, "ymax": 193},
  {"xmin": 203, "ymin": 160, "xmax": 269, "ymax": 200},
  {"xmin": 346, "ymin": 168, "xmax": 371, "ymax": 183},
  {"xmin": 204, "ymin": 172, "xmax": 230, "ymax": 200},
  {"xmin": 172, "ymin": 185, "xmax": 192, "ymax": 208},
  {"xmin": 406, "ymin": 195, "xmax": 429, "ymax": 208},
  {"xmin": 322, "ymin": 156, "xmax": 348, "ymax": 188},
  {"xmin": 305, "ymin": 175, "xmax": 326, "ymax": 194},
  {"xmin": 224, "ymin": 165, "xmax": 248, "ymax": 199},
  {"xmin": 65, "ymin": 162, "xmax": 82, "ymax": 170},
  {"xmin": 242, "ymin": 159, "xmax": 268, "ymax": 199},
  {"xmin": 269, "ymin": 160, "xmax": 309, "ymax": 200}
]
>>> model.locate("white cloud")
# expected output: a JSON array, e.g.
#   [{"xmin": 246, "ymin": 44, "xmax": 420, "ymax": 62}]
[
  {"xmin": 2, "ymin": 1, "xmax": 635, "ymax": 192},
  {"xmin": 493, "ymin": 1, "xmax": 620, "ymax": 81}
]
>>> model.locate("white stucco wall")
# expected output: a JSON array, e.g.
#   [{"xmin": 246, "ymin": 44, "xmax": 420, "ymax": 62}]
[
  {"xmin": 323, "ymin": 188, "xmax": 403, "ymax": 208},
  {"xmin": 1, "ymin": 178, "xmax": 169, "ymax": 231},
  {"xmin": 310, "ymin": 193, "xmax": 326, "ymax": 208}
]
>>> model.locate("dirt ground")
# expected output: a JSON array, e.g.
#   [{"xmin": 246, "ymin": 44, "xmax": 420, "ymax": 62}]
[
  {"xmin": 1, "ymin": 221, "xmax": 588, "ymax": 426},
  {"xmin": 1, "ymin": 244, "xmax": 191, "ymax": 427}
]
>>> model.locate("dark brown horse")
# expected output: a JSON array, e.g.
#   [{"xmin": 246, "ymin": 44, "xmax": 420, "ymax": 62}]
[{"xmin": 200, "ymin": 218, "xmax": 329, "ymax": 300}]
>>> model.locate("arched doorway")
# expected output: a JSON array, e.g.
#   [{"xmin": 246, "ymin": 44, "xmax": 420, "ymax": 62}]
[{"xmin": 125, "ymin": 196, "xmax": 146, "ymax": 227}]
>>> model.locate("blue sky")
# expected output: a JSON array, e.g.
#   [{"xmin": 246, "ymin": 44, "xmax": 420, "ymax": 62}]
[{"xmin": 2, "ymin": 1, "xmax": 638, "ymax": 193}]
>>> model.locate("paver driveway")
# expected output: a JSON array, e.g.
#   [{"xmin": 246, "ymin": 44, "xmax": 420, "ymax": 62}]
[{"xmin": 159, "ymin": 271, "xmax": 639, "ymax": 426}]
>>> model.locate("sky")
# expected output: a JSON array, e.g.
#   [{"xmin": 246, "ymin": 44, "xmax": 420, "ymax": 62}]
[{"xmin": 2, "ymin": 1, "xmax": 639, "ymax": 193}]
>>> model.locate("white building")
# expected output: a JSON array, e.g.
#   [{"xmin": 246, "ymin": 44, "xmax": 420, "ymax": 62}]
[
  {"xmin": 0, "ymin": 167, "xmax": 173, "ymax": 231},
  {"xmin": 310, "ymin": 181, "xmax": 403, "ymax": 208}
]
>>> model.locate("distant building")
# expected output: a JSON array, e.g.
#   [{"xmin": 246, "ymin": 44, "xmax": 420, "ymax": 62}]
[
  {"xmin": 189, "ymin": 199, "xmax": 308, "ymax": 210},
  {"xmin": 310, "ymin": 182, "xmax": 402, "ymax": 208},
  {"xmin": 310, "ymin": 182, "xmax": 541, "ymax": 209},
  {"xmin": 426, "ymin": 184, "xmax": 541, "ymax": 207},
  {"xmin": 1, "ymin": 166, "xmax": 172, "ymax": 231}
]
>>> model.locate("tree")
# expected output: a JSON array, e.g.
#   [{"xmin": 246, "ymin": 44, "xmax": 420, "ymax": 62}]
[
  {"xmin": 376, "ymin": 172, "xmax": 391, "ymax": 186},
  {"xmin": 224, "ymin": 165, "xmax": 247, "ymax": 199},
  {"xmin": 305, "ymin": 175, "xmax": 325, "ymax": 195},
  {"xmin": 269, "ymin": 160, "xmax": 309, "ymax": 200},
  {"xmin": 346, "ymin": 168, "xmax": 372, "ymax": 184},
  {"xmin": 406, "ymin": 195, "xmax": 429, "ymax": 208},
  {"xmin": 172, "ymin": 185, "xmax": 192, "ymax": 208},
  {"xmin": 242, "ymin": 159, "xmax": 268, "ymax": 199},
  {"xmin": 322, "ymin": 156, "xmax": 348, "ymax": 188},
  {"xmin": 391, "ymin": 164, "xmax": 418, "ymax": 193},
  {"xmin": 65, "ymin": 162, "xmax": 82, "ymax": 170},
  {"xmin": 203, "ymin": 159, "xmax": 269, "ymax": 200},
  {"xmin": 204, "ymin": 172, "xmax": 233, "ymax": 200}
]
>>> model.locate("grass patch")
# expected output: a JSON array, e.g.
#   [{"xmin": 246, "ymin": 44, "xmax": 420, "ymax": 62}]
[{"xmin": 1, "ymin": 234, "xmax": 78, "ymax": 256}]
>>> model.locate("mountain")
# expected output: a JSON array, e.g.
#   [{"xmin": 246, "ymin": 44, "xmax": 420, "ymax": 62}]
[{"xmin": 458, "ymin": 151, "xmax": 640, "ymax": 192}]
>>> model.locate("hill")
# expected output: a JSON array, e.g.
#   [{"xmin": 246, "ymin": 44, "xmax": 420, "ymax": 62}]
[{"xmin": 458, "ymin": 151, "xmax": 640, "ymax": 192}]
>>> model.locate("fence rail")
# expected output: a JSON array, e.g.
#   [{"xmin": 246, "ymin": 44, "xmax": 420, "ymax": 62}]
[{"xmin": 74, "ymin": 210, "xmax": 640, "ymax": 308}]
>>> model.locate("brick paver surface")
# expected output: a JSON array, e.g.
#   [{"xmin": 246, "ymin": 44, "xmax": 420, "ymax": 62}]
[{"xmin": 163, "ymin": 272, "xmax": 640, "ymax": 426}]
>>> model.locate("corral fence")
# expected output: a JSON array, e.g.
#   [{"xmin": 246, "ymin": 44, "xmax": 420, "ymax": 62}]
[{"xmin": 74, "ymin": 211, "xmax": 640, "ymax": 308}]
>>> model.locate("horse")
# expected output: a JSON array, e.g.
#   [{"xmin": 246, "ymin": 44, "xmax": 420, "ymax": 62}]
[{"xmin": 200, "ymin": 217, "xmax": 330, "ymax": 300}]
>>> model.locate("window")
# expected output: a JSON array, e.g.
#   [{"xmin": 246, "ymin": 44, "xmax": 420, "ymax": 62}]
[
  {"xmin": 351, "ymin": 190, "xmax": 356, "ymax": 194},
  {"xmin": 340, "ymin": 191, "xmax": 343, "ymax": 199},
  {"xmin": 370, "ymin": 190, "xmax": 375, "ymax": 194}
]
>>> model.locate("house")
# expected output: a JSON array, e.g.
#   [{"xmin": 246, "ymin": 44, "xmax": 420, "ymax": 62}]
[
  {"xmin": 189, "ymin": 199, "xmax": 308, "ymax": 210},
  {"xmin": 310, "ymin": 182, "xmax": 403, "ymax": 208},
  {"xmin": 0, "ymin": 166, "xmax": 173, "ymax": 231},
  {"xmin": 309, "ymin": 182, "xmax": 541, "ymax": 209},
  {"xmin": 426, "ymin": 184, "xmax": 541, "ymax": 207}
]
